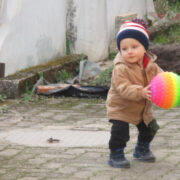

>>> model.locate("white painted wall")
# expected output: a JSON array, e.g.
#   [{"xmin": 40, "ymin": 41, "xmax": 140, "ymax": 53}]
[
  {"xmin": 68, "ymin": 0, "xmax": 156, "ymax": 62},
  {"xmin": 0, "ymin": 0, "xmax": 66, "ymax": 76},
  {"xmin": 0, "ymin": 0, "xmax": 156, "ymax": 76},
  {"xmin": 69, "ymin": 0, "xmax": 109, "ymax": 62}
]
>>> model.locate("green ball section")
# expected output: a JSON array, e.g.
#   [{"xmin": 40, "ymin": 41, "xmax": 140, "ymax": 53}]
[{"xmin": 171, "ymin": 72, "xmax": 180, "ymax": 108}]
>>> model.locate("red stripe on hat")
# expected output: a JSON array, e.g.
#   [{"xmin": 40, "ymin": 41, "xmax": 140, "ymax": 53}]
[
  {"xmin": 128, "ymin": 25, "xmax": 149, "ymax": 35},
  {"xmin": 123, "ymin": 22, "xmax": 149, "ymax": 35}
]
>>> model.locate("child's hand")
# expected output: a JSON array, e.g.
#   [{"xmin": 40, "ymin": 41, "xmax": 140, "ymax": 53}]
[{"xmin": 142, "ymin": 85, "xmax": 152, "ymax": 101}]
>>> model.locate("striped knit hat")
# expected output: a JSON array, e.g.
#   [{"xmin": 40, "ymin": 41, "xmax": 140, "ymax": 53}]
[{"xmin": 117, "ymin": 21, "xmax": 149, "ymax": 51}]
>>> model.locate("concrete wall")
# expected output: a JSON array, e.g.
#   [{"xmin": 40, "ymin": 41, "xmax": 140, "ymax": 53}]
[
  {"xmin": 69, "ymin": 0, "xmax": 109, "ymax": 62},
  {"xmin": 0, "ymin": 0, "xmax": 156, "ymax": 76},
  {"xmin": 0, "ymin": 0, "xmax": 66, "ymax": 76},
  {"xmin": 67, "ymin": 0, "xmax": 157, "ymax": 62}
]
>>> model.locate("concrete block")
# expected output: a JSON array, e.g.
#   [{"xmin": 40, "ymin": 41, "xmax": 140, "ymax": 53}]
[
  {"xmin": 109, "ymin": 13, "xmax": 137, "ymax": 54},
  {"xmin": 0, "ymin": 54, "xmax": 87, "ymax": 98},
  {"xmin": 115, "ymin": 13, "xmax": 137, "ymax": 35}
]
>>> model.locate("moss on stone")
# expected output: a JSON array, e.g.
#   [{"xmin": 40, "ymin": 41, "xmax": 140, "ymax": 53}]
[
  {"xmin": 0, "ymin": 54, "xmax": 87, "ymax": 98},
  {"xmin": 6, "ymin": 54, "xmax": 86, "ymax": 79}
]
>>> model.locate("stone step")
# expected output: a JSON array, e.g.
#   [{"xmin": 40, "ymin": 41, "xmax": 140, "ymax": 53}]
[{"xmin": 0, "ymin": 54, "xmax": 87, "ymax": 98}]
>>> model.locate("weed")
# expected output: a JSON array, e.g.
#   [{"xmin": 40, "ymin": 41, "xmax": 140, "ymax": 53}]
[
  {"xmin": 1, "ymin": 106, "xmax": 8, "ymax": 113},
  {"xmin": 21, "ymin": 82, "xmax": 34, "ymax": 102},
  {"xmin": 22, "ymin": 93, "xmax": 33, "ymax": 102},
  {"xmin": 77, "ymin": 54, "xmax": 85, "ymax": 63},
  {"xmin": 154, "ymin": 0, "xmax": 169, "ymax": 14},
  {"xmin": 55, "ymin": 69, "xmax": 71, "ymax": 83},
  {"xmin": 66, "ymin": 39, "xmax": 70, "ymax": 55},
  {"xmin": 89, "ymin": 65, "xmax": 113, "ymax": 86},
  {"xmin": 109, "ymin": 52, "xmax": 116, "ymax": 60},
  {"xmin": 38, "ymin": 71, "xmax": 43, "ymax": 78},
  {"xmin": 0, "ymin": 94, "xmax": 6, "ymax": 102}
]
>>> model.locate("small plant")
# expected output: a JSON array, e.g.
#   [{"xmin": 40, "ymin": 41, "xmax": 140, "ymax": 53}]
[
  {"xmin": 21, "ymin": 82, "xmax": 33, "ymax": 102},
  {"xmin": 0, "ymin": 94, "xmax": 5, "ymax": 102},
  {"xmin": 89, "ymin": 65, "xmax": 113, "ymax": 86},
  {"xmin": 1, "ymin": 106, "xmax": 8, "ymax": 113},
  {"xmin": 38, "ymin": 71, "xmax": 43, "ymax": 78},
  {"xmin": 55, "ymin": 69, "xmax": 71, "ymax": 83},
  {"xmin": 22, "ymin": 93, "xmax": 33, "ymax": 102},
  {"xmin": 66, "ymin": 38, "xmax": 70, "ymax": 55},
  {"xmin": 154, "ymin": 0, "xmax": 169, "ymax": 17},
  {"xmin": 109, "ymin": 52, "xmax": 116, "ymax": 60}
]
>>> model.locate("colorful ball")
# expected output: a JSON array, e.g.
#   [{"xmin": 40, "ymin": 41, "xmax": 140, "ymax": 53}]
[{"xmin": 150, "ymin": 72, "xmax": 180, "ymax": 109}]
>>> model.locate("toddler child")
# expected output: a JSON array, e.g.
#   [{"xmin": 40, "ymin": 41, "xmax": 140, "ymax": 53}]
[{"xmin": 106, "ymin": 19, "xmax": 162, "ymax": 168}]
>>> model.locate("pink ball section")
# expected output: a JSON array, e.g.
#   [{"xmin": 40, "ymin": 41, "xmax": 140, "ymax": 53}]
[
  {"xmin": 150, "ymin": 75, "xmax": 165, "ymax": 108},
  {"xmin": 150, "ymin": 72, "xmax": 180, "ymax": 109}
]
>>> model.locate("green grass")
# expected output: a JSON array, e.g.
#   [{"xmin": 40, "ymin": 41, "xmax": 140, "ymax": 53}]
[
  {"xmin": 169, "ymin": 1, "xmax": 180, "ymax": 13},
  {"xmin": 153, "ymin": 24, "xmax": 180, "ymax": 44}
]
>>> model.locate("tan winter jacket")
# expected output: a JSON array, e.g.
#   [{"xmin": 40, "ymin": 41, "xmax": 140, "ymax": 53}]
[{"xmin": 106, "ymin": 52, "xmax": 162, "ymax": 126}]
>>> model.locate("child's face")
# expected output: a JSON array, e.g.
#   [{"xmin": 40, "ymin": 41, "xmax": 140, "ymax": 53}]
[{"xmin": 120, "ymin": 38, "xmax": 146, "ymax": 64}]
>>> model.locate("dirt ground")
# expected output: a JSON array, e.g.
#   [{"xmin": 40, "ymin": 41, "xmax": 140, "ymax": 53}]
[
  {"xmin": 150, "ymin": 44, "xmax": 180, "ymax": 74},
  {"xmin": 0, "ymin": 97, "xmax": 180, "ymax": 180},
  {"xmin": 157, "ymin": 57, "xmax": 180, "ymax": 74}
]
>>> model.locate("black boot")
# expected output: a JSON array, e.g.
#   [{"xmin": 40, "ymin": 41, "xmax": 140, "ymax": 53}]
[
  {"xmin": 108, "ymin": 148, "xmax": 130, "ymax": 168},
  {"xmin": 133, "ymin": 141, "xmax": 155, "ymax": 162}
]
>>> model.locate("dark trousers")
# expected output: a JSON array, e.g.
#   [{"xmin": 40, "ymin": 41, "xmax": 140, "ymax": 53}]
[{"xmin": 109, "ymin": 119, "xmax": 158, "ymax": 150}]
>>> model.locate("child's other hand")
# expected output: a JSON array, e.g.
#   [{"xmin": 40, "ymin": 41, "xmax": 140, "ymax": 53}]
[{"xmin": 142, "ymin": 85, "xmax": 152, "ymax": 101}]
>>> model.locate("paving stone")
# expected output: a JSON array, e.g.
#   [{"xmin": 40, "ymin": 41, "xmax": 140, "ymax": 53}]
[
  {"xmin": 73, "ymin": 170, "xmax": 93, "ymax": 179},
  {"xmin": 90, "ymin": 175, "xmax": 113, "ymax": 180},
  {"xmin": 57, "ymin": 166, "xmax": 77, "ymax": 174},
  {"xmin": 28, "ymin": 158, "xmax": 48, "ymax": 165},
  {"xmin": 65, "ymin": 148, "xmax": 86, "ymax": 155},
  {"xmin": 18, "ymin": 178, "xmax": 38, "ymax": 180},
  {"xmin": 0, "ymin": 97, "xmax": 179, "ymax": 179},
  {"xmin": 161, "ymin": 172, "xmax": 180, "ymax": 180},
  {"xmin": 0, "ymin": 169, "xmax": 6, "ymax": 174},
  {"xmin": 43, "ymin": 162, "xmax": 64, "ymax": 169},
  {"xmin": 2, "ymin": 129, "xmax": 109, "ymax": 147},
  {"xmin": 0, "ymin": 149, "xmax": 20, "ymax": 156}
]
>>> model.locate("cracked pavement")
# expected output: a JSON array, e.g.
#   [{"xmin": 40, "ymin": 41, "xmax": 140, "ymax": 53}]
[{"xmin": 0, "ymin": 97, "xmax": 179, "ymax": 180}]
